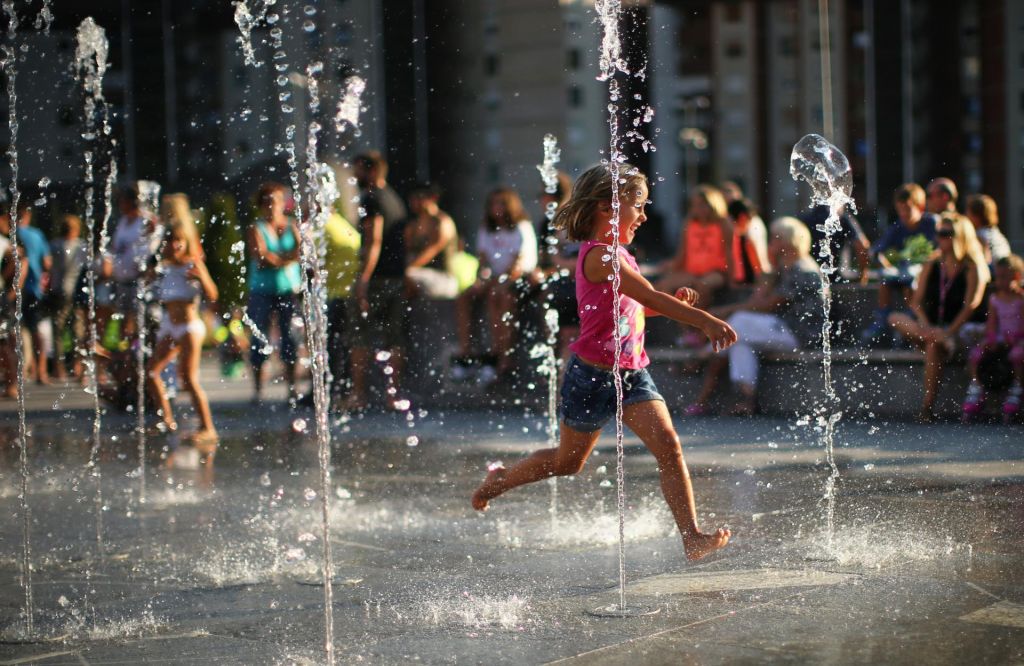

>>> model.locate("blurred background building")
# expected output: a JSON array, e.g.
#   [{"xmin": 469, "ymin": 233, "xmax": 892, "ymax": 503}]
[{"xmin": 1, "ymin": 0, "xmax": 1021, "ymax": 251}]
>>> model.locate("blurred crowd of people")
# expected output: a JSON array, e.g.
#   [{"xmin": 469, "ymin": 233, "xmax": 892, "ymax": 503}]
[
  {"xmin": 658, "ymin": 176, "xmax": 1020, "ymax": 424},
  {"xmin": 1, "ymin": 151, "xmax": 1020, "ymax": 431}
]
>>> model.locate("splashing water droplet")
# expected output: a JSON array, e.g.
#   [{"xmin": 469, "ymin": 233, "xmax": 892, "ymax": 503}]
[
  {"xmin": 789, "ymin": 134, "xmax": 855, "ymax": 212},
  {"xmin": 375, "ymin": 350, "xmax": 392, "ymax": 362},
  {"xmin": 406, "ymin": 436, "xmax": 420, "ymax": 447},
  {"xmin": 304, "ymin": 488, "xmax": 317, "ymax": 502},
  {"xmin": 292, "ymin": 418, "xmax": 308, "ymax": 433},
  {"xmin": 791, "ymin": 133, "xmax": 855, "ymax": 554},
  {"xmin": 259, "ymin": 472, "xmax": 271, "ymax": 487}
]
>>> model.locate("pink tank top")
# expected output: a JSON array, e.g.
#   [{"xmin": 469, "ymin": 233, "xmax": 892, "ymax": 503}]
[
  {"xmin": 569, "ymin": 241, "xmax": 649, "ymax": 370},
  {"xmin": 991, "ymin": 293, "xmax": 1024, "ymax": 344}
]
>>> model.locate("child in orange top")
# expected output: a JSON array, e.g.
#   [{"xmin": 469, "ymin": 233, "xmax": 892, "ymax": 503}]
[
  {"xmin": 656, "ymin": 185, "xmax": 734, "ymax": 306},
  {"xmin": 472, "ymin": 164, "xmax": 737, "ymax": 561}
]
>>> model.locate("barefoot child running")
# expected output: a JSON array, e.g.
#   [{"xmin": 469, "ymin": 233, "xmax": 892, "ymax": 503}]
[{"xmin": 472, "ymin": 164, "xmax": 738, "ymax": 561}]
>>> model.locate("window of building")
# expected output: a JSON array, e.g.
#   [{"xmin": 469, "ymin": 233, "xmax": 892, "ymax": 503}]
[
  {"xmin": 725, "ymin": 42, "xmax": 744, "ymax": 58},
  {"xmin": 725, "ymin": 3, "xmax": 742, "ymax": 22},
  {"xmin": 58, "ymin": 105, "xmax": 75, "ymax": 127},
  {"xmin": 779, "ymin": 36, "xmax": 796, "ymax": 57},
  {"xmin": 568, "ymin": 85, "xmax": 583, "ymax": 108},
  {"xmin": 567, "ymin": 49, "xmax": 581, "ymax": 70},
  {"xmin": 485, "ymin": 54, "xmax": 499, "ymax": 77}
]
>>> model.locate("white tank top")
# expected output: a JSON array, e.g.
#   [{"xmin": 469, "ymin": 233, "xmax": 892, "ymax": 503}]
[{"xmin": 158, "ymin": 263, "xmax": 201, "ymax": 303}]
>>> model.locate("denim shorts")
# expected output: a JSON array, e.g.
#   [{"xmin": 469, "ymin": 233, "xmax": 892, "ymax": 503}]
[{"xmin": 560, "ymin": 355, "xmax": 664, "ymax": 433}]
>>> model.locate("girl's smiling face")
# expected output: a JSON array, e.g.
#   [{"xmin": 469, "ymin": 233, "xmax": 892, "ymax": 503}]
[{"xmin": 613, "ymin": 183, "xmax": 648, "ymax": 245}]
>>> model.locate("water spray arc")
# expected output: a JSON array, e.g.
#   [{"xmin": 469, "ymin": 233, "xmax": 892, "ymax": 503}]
[
  {"xmin": 75, "ymin": 15, "xmax": 115, "ymax": 560},
  {"xmin": 588, "ymin": 0, "xmax": 658, "ymax": 618},
  {"xmin": 3, "ymin": 0, "xmax": 31, "ymax": 636},
  {"xmin": 535, "ymin": 133, "xmax": 562, "ymax": 527},
  {"xmin": 790, "ymin": 133, "xmax": 856, "ymax": 552}
]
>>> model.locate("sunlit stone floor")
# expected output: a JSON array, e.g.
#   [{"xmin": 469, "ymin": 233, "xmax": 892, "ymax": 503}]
[{"xmin": 1, "ymin": 410, "xmax": 1022, "ymax": 664}]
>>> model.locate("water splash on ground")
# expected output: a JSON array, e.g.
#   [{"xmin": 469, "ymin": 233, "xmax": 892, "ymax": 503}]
[
  {"xmin": 807, "ymin": 524, "xmax": 972, "ymax": 570},
  {"xmin": 416, "ymin": 592, "xmax": 529, "ymax": 630}
]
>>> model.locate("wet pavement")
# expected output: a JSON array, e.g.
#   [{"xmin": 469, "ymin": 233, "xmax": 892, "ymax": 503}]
[{"xmin": 0, "ymin": 409, "xmax": 1022, "ymax": 664}]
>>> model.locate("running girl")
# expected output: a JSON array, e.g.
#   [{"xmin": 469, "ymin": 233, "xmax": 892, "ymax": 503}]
[
  {"xmin": 472, "ymin": 164, "xmax": 738, "ymax": 561},
  {"xmin": 146, "ymin": 193, "xmax": 219, "ymax": 445}
]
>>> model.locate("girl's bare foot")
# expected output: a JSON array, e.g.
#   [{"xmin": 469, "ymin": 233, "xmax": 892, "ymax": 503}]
[
  {"xmin": 471, "ymin": 463, "xmax": 506, "ymax": 511},
  {"xmin": 187, "ymin": 430, "xmax": 219, "ymax": 457},
  {"xmin": 683, "ymin": 528, "xmax": 731, "ymax": 561}
]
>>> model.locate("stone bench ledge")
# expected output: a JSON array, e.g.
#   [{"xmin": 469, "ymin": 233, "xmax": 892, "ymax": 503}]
[{"xmin": 646, "ymin": 346, "xmax": 927, "ymax": 365}]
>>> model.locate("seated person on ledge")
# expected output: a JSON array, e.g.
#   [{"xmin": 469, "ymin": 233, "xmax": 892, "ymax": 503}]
[
  {"xmin": 687, "ymin": 216, "xmax": 823, "ymax": 416},
  {"xmin": 655, "ymin": 184, "xmax": 734, "ymax": 308}
]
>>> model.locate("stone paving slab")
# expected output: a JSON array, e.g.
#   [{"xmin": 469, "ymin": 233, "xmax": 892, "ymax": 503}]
[{"xmin": 1, "ymin": 413, "xmax": 1023, "ymax": 664}]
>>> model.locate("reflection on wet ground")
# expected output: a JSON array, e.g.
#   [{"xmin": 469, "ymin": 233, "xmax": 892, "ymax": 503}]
[{"xmin": 1, "ymin": 412, "xmax": 1022, "ymax": 664}]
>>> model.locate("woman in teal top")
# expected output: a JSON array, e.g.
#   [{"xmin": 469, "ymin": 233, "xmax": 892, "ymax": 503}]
[{"xmin": 246, "ymin": 182, "xmax": 302, "ymax": 403}]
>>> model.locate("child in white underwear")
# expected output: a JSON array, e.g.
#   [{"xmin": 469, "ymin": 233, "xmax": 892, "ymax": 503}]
[{"xmin": 146, "ymin": 194, "xmax": 218, "ymax": 445}]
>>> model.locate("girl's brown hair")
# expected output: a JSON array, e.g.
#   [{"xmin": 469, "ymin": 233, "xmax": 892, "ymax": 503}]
[
  {"xmin": 966, "ymin": 193, "xmax": 998, "ymax": 229},
  {"xmin": 484, "ymin": 187, "xmax": 527, "ymax": 231},
  {"xmin": 552, "ymin": 164, "xmax": 648, "ymax": 242}
]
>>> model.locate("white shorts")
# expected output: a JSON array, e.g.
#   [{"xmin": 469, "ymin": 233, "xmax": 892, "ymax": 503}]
[
  {"xmin": 407, "ymin": 267, "xmax": 459, "ymax": 299},
  {"xmin": 157, "ymin": 315, "xmax": 206, "ymax": 342}
]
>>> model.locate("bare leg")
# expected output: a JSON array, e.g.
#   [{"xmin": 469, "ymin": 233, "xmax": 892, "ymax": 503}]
[
  {"xmin": 179, "ymin": 329, "xmax": 216, "ymax": 439},
  {"xmin": 624, "ymin": 399, "xmax": 730, "ymax": 560},
  {"xmin": 693, "ymin": 354, "xmax": 727, "ymax": 408},
  {"xmin": 455, "ymin": 285, "xmax": 481, "ymax": 356},
  {"xmin": 0, "ymin": 336, "xmax": 15, "ymax": 397},
  {"xmin": 922, "ymin": 341, "xmax": 946, "ymax": 415},
  {"xmin": 472, "ymin": 425, "xmax": 601, "ymax": 510},
  {"xmin": 146, "ymin": 336, "xmax": 180, "ymax": 431},
  {"xmin": 887, "ymin": 312, "xmax": 927, "ymax": 345},
  {"xmin": 345, "ymin": 346, "xmax": 370, "ymax": 409},
  {"xmin": 877, "ymin": 283, "xmax": 892, "ymax": 310},
  {"xmin": 731, "ymin": 382, "xmax": 757, "ymax": 415},
  {"xmin": 30, "ymin": 330, "xmax": 49, "ymax": 384},
  {"xmin": 489, "ymin": 284, "xmax": 516, "ymax": 371},
  {"xmin": 283, "ymin": 361, "xmax": 297, "ymax": 401}
]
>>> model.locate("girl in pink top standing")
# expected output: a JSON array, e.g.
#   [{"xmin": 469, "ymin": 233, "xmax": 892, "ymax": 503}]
[{"xmin": 472, "ymin": 164, "xmax": 738, "ymax": 561}]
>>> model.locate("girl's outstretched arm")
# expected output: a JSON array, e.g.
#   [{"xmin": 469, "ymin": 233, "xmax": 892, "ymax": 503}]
[{"xmin": 582, "ymin": 248, "xmax": 737, "ymax": 350}]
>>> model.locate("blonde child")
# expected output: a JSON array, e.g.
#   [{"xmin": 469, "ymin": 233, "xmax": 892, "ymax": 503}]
[
  {"xmin": 655, "ymin": 185, "xmax": 734, "ymax": 307},
  {"xmin": 146, "ymin": 194, "xmax": 219, "ymax": 445},
  {"xmin": 963, "ymin": 255, "xmax": 1024, "ymax": 422},
  {"xmin": 472, "ymin": 165, "xmax": 737, "ymax": 561}
]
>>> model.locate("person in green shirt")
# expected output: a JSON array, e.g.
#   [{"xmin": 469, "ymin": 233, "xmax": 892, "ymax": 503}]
[
  {"xmin": 246, "ymin": 182, "xmax": 302, "ymax": 404},
  {"xmin": 323, "ymin": 208, "xmax": 361, "ymax": 407}
]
